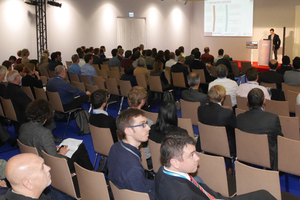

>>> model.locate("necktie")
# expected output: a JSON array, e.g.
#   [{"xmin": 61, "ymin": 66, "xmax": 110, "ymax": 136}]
[{"xmin": 189, "ymin": 175, "xmax": 215, "ymax": 200}]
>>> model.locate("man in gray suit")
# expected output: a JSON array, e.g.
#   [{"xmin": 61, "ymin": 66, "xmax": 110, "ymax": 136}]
[
  {"xmin": 284, "ymin": 57, "xmax": 300, "ymax": 86},
  {"xmin": 182, "ymin": 72, "xmax": 209, "ymax": 106}
]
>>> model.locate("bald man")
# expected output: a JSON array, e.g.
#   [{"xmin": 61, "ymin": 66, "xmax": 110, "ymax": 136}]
[{"xmin": 0, "ymin": 153, "xmax": 51, "ymax": 200}]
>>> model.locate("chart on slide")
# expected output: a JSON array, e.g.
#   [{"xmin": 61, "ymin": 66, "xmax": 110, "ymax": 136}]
[{"xmin": 204, "ymin": 0, "xmax": 254, "ymax": 37}]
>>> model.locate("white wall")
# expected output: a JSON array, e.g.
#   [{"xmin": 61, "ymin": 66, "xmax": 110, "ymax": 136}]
[{"xmin": 191, "ymin": 0, "xmax": 300, "ymax": 61}]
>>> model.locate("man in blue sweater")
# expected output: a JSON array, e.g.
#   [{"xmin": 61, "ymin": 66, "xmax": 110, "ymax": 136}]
[{"xmin": 107, "ymin": 109, "xmax": 155, "ymax": 200}]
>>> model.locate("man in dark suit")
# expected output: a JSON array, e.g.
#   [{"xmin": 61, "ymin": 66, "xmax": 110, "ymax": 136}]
[
  {"xmin": 283, "ymin": 57, "xmax": 300, "ymax": 86},
  {"xmin": 155, "ymin": 132, "xmax": 276, "ymax": 200},
  {"xmin": 268, "ymin": 28, "xmax": 281, "ymax": 60},
  {"xmin": 182, "ymin": 72, "xmax": 209, "ymax": 106},
  {"xmin": 216, "ymin": 54, "xmax": 234, "ymax": 79},
  {"xmin": 171, "ymin": 56, "xmax": 189, "ymax": 88},
  {"xmin": 189, "ymin": 51, "xmax": 216, "ymax": 83},
  {"xmin": 258, "ymin": 59, "xmax": 283, "ymax": 89},
  {"xmin": 236, "ymin": 88, "xmax": 283, "ymax": 170},
  {"xmin": 93, "ymin": 48, "xmax": 102, "ymax": 69},
  {"xmin": 276, "ymin": 55, "xmax": 293, "ymax": 75},
  {"xmin": 197, "ymin": 85, "xmax": 236, "ymax": 172}
]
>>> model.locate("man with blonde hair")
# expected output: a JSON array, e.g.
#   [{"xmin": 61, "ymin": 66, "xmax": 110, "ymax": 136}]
[{"xmin": 21, "ymin": 49, "xmax": 30, "ymax": 65}]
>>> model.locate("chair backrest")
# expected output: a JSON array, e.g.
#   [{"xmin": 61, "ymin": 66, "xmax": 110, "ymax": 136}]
[
  {"xmin": 235, "ymin": 129, "xmax": 271, "ymax": 168},
  {"xmin": 240, "ymin": 62, "xmax": 252, "ymax": 74},
  {"xmin": 119, "ymin": 80, "xmax": 132, "ymax": 97},
  {"xmin": 34, "ymin": 87, "xmax": 48, "ymax": 101},
  {"xmin": 295, "ymin": 104, "xmax": 300, "ymax": 126},
  {"xmin": 48, "ymin": 70, "xmax": 56, "ymax": 78},
  {"xmin": 101, "ymin": 64, "xmax": 110, "ymax": 71},
  {"xmin": 278, "ymin": 115, "xmax": 300, "ymax": 140},
  {"xmin": 192, "ymin": 69, "xmax": 206, "ymax": 83},
  {"xmin": 93, "ymin": 76, "xmax": 106, "ymax": 90},
  {"xmin": 66, "ymin": 61, "xmax": 72, "ymax": 68},
  {"xmin": 143, "ymin": 111, "xmax": 158, "ymax": 124},
  {"xmin": 85, "ymin": 84, "xmax": 99, "ymax": 94},
  {"xmin": 108, "ymin": 70, "xmax": 121, "ymax": 80},
  {"xmin": 282, "ymin": 82, "xmax": 300, "ymax": 94},
  {"xmin": 135, "ymin": 74, "xmax": 148, "ymax": 89},
  {"xmin": 40, "ymin": 76, "xmax": 48, "ymax": 85},
  {"xmin": 286, "ymin": 90, "xmax": 299, "ymax": 113},
  {"xmin": 105, "ymin": 78, "xmax": 120, "ymax": 96},
  {"xmin": 74, "ymin": 162, "xmax": 110, "ymax": 200},
  {"xmin": 230, "ymin": 61, "xmax": 240, "ymax": 77},
  {"xmin": 39, "ymin": 68, "xmax": 49, "ymax": 78},
  {"xmin": 180, "ymin": 99, "xmax": 200, "ymax": 125},
  {"xmin": 198, "ymin": 122, "xmax": 231, "ymax": 158},
  {"xmin": 148, "ymin": 140, "xmax": 162, "ymax": 173},
  {"xmin": 196, "ymin": 153, "xmax": 229, "ymax": 197},
  {"xmin": 139, "ymin": 146, "xmax": 150, "ymax": 170},
  {"xmin": 236, "ymin": 96, "xmax": 248, "ymax": 111},
  {"xmin": 89, "ymin": 124, "xmax": 114, "ymax": 156},
  {"xmin": 69, "ymin": 73, "xmax": 80, "ymax": 83},
  {"xmin": 97, "ymin": 69, "xmax": 108, "ymax": 78},
  {"xmin": 0, "ymin": 97, "xmax": 18, "ymax": 122},
  {"xmin": 71, "ymin": 81, "xmax": 86, "ymax": 92},
  {"xmin": 235, "ymin": 108, "xmax": 246, "ymax": 117},
  {"xmin": 92, "ymin": 64, "xmax": 99, "ymax": 70},
  {"xmin": 79, "ymin": 75, "xmax": 92, "ymax": 85},
  {"xmin": 164, "ymin": 70, "xmax": 171, "ymax": 84},
  {"xmin": 0, "ymin": 101, "xmax": 5, "ymax": 118},
  {"xmin": 265, "ymin": 99, "xmax": 289, "ymax": 116},
  {"xmin": 210, "ymin": 65, "xmax": 217, "ymax": 77},
  {"xmin": 17, "ymin": 139, "xmax": 38, "ymax": 155},
  {"xmin": 223, "ymin": 95, "xmax": 232, "ymax": 110},
  {"xmin": 109, "ymin": 181, "xmax": 150, "ymax": 200},
  {"xmin": 41, "ymin": 150, "xmax": 79, "ymax": 199},
  {"xmin": 46, "ymin": 91, "xmax": 64, "ymax": 112},
  {"xmin": 171, "ymin": 72, "xmax": 186, "ymax": 88},
  {"xmin": 148, "ymin": 76, "xmax": 163, "ymax": 93},
  {"xmin": 278, "ymin": 136, "xmax": 300, "ymax": 176},
  {"xmin": 178, "ymin": 118, "xmax": 194, "ymax": 139},
  {"xmin": 110, "ymin": 66, "xmax": 119, "ymax": 71},
  {"xmin": 260, "ymin": 82, "xmax": 277, "ymax": 89},
  {"xmin": 235, "ymin": 161, "xmax": 281, "ymax": 200},
  {"xmin": 21, "ymin": 86, "xmax": 35, "ymax": 100}
]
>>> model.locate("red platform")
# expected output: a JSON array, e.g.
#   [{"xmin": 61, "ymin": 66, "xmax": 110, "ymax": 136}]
[{"xmin": 234, "ymin": 61, "xmax": 283, "ymax": 73}]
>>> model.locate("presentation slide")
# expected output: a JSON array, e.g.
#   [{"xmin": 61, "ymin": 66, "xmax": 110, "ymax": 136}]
[{"xmin": 204, "ymin": 0, "xmax": 254, "ymax": 37}]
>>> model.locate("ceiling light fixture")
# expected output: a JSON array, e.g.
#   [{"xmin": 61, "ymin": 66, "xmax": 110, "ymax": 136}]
[
  {"xmin": 24, "ymin": 0, "xmax": 38, "ymax": 6},
  {"xmin": 47, "ymin": 0, "xmax": 62, "ymax": 8}
]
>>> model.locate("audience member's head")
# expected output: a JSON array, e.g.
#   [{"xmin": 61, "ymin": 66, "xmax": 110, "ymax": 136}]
[
  {"xmin": 14, "ymin": 64, "xmax": 25, "ymax": 74},
  {"xmin": 94, "ymin": 48, "xmax": 100, "ymax": 56},
  {"xmin": 157, "ymin": 50, "xmax": 164, "ymax": 60},
  {"xmin": 78, "ymin": 51, "xmax": 85, "ymax": 59},
  {"xmin": 128, "ymin": 86, "xmax": 147, "ymax": 109},
  {"xmin": 137, "ymin": 58, "xmax": 146, "ymax": 68},
  {"xmin": 21, "ymin": 49, "xmax": 29, "ymax": 57},
  {"xmin": 9, "ymin": 56, "xmax": 17, "ymax": 64},
  {"xmin": 152, "ymin": 48, "xmax": 157, "ymax": 58},
  {"xmin": 164, "ymin": 50, "xmax": 170, "ymax": 61},
  {"xmin": 26, "ymin": 99, "xmax": 53, "ymax": 123},
  {"xmin": 160, "ymin": 132, "xmax": 197, "ymax": 173},
  {"xmin": 7, "ymin": 70, "xmax": 21, "ymax": 84},
  {"xmin": 269, "ymin": 59, "xmax": 278, "ymax": 70},
  {"xmin": 29, "ymin": 59, "xmax": 39, "ymax": 68},
  {"xmin": 216, "ymin": 64, "xmax": 228, "ymax": 78},
  {"xmin": 156, "ymin": 101, "xmax": 178, "ymax": 131},
  {"xmin": 50, "ymin": 52, "xmax": 58, "ymax": 61},
  {"xmin": 56, "ymin": 51, "xmax": 62, "ymax": 61},
  {"xmin": 208, "ymin": 85, "xmax": 226, "ymax": 103},
  {"xmin": 169, "ymin": 52, "xmax": 175, "ymax": 60},
  {"xmin": 246, "ymin": 67, "xmax": 258, "ymax": 81},
  {"xmin": 125, "ymin": 50, "xmax": 132, "ymax": 59},
  {"xmin": 24, "ymin": 63, "xmax": 35, "ymax": 74},
  {"xmin": 116, "ymin": 108, "xmax": 148, "ymax": 141},
  {"xmin": 17, "ymin": 50, "xmax": 22, "ymax": 58},
  {"xmin": 223, "ymin": 54, "xmax": 230, "ymax": 60},
  {"xmin": 177, "ymin": 56, "xmax": 185, "ymax": 63},
  {"xmin": 194, "ymin": 51, "xmax": 201, "ymax": 59},
  {"xmin": 146, "ymin": 49, "xmax": 152, "ymax": 57},
  {"xmin": 175, "ymin": 49, "xmax": 181, "ymax": 57},
  {"xmin": 152, "ymin": 60, "xmax": 163, "ymax": 73},
  {"xmin": 84, "ymin": 54, "xmax": 93, "ymax": 63},
  {"xmin": 293, "ymin": 57, "xmax": 300, "ymax": 69},
  {"xmin": 117, "ymin": 45, "xmax": 123, "ymax": 49},
  {"xmin": 71, "ymin": 54, "xmax": 79, "ymax": 64},
  {"xmin": 204, "ymin": 47, "xmax": 210, "ymax": 53},
  {"xmin": 6, "ymin": 153, "xmax": 51, "ymax": 199},
  {"xmin": 0, "ymin": 66, "xmax": 7, "ymax": 82},
  {"xmin": 54, "ymin": 65, "xmax": 66, "ymax": 78},
  {"xmin": 248, "ymin": 88, "xmax": 265, "ymax": 109},
  {"xmin": 187, "ymin": 72, "xmax": 200, "ymax": 88},
  {"xmin": 100, "ymin": 46, "xmax": 106, "ymax": 52},
  {"xmin": 282, "ymin": 55, "xmax": 290, "ymax": 66},
  {"xmin": 40, "ymin": 53, "xmax": 48, "ymax": 64},
  {"xmin": 91, "ymin": 89, "xmax": 107, "ymax": 109},
  {"xmin": 133, "ymin": 51, "xmax": 141, "ymax": 60},
  {"xmin": 111, "ymin": 49, "xmax": 118, "ymax": 57},
  {"xmin": 218, "ymin": 49, "xmax": 224, "ymax": 56},
  {"xmin": 2, "ymin": 60, "xmax": 12, "ymax": 71},
  {"xmin": 118, "ymin": 48, "xmax": 124, "ymax": 56},
  {"xmin": 43, "ymin": 49, "xmax": 50, "ymax": 56},
  {"xmin": 178, "ymin": 46, "xmax": 184, "ymax": 54},
  {"xmin": 139, "ymin": 44, "xmax": 144, "ymax": 51}
]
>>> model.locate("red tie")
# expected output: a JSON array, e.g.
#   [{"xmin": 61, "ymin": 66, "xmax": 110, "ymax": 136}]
[{"xmin": 189, "ymin": 175, "xmax": 215, "ymax": 200}]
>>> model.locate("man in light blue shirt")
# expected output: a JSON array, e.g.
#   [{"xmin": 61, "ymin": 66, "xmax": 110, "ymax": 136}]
[
  {"xmin": 108, "ymin": 48, "xmax": 121, "ymax": 71},
  {"xmin": 68, "ymin": 54, "xmax": 81, "ymax": 75},
  {"xmin": 81, "ymin": 54, "xmax": 97, "ymax": 84}
]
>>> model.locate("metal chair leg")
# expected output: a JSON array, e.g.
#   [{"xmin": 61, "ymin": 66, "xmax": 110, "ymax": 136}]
[
  {"xmin": 118, "ymin": 96, "xmax": 124, "ymax": 114},
  {"xmin": 63, "ymin": 112, "xmax": 72, "ymax": 137},
  {"xmin": 93, "ymin": 153, "xmax": 99, "ymax": 169}
]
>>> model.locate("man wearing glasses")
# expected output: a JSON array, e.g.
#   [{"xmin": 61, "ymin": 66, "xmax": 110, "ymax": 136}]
[{"xmin": 107, "ymin": 108, "xmax": 155, "ymax": 200}]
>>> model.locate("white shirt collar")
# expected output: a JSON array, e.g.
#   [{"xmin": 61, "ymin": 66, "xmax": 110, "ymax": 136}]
[
  {"xmin": 164, "ymin": 166, "xmax": 190, "ymax": 180},
  {"xmin": 93, "ymin": 109, "xmax": 108, "ymax": 115}
]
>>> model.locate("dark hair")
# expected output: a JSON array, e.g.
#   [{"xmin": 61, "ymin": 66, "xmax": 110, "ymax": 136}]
[
  {"xmin": 9, "ymin": 56, "xmax": 16, "ymax": 61},
  {"xmin": 94, "ymin": 48, "xmax": 100, "ymax": 55},
  {"xmin": 84, "ymin": 54, "xmax": 92, "ymax": 63},
  {"xmin": 71, "ymin": 54, "xmax": 79, "ymax": 63},
  {"xmin": 152, "ymin": 60, "xmax": 163, "ymax": 73},
  {"xmin": 248, "ymin": 88, "xmax": 264, "ymax": 108},
  {"xmin": 124, "ymin": 65, "xmax": 134, "ymax": 75},
  {"xmin": 161, "ymin": 132, "xmax": 195, "ymax": 167},
  {"xmin": 270, "ymin": 28, "xmax": 274, "ymax": 32},
  {"xmin": 14, "ymin": 64, "xmax": 25, "ymax": 73},
  {"xmin": 157, "ymin": 50, "xmax": 164, "ymax": 60},
  {"xmin": 116, "ymin": 108, "xmax": 145, "ymax": 139},
  {"xmin": 125, "ymin": 50, "xmax": 132, "ymax": 59},
  {"xmin": 152, "ymin": 48, "xmax": 157, "ymax": 58},
  {"xmin": 133, "ymin": 51, "xmax": 140, "ymax": 60},
  {"xmin": 178, "ymin": 46, "xmax": 184, "ymax": 53},
  {"xmin": 268, "ymin": 59, "xmax": 278, "ymax": 69},
  {"xmin": 293, "ymin": 57, "xmax": 300, "ymax": 69},
  {"xmin": 146, "ymin": 49, "xmax": 152, "ymax": 57},
  {"xmin": 111, "ymin": 49, "xmax": 118, "ymax": 57},
  {"xmin": 76, "ymin": 47, "xmax": 83, "ymax": 54},
  {"xmin": 117, "ymin": 45, "xmax": 122, "ymax": 49},
  {"xmin": 26, "ymin": 99, "xmax": 53, "ymax": 123},
  {"xmin": 194, "ymin": 51, "xmax": 201, "ymax": 59},
  {"xmin": 78, "ymin": 51, "xmax": 85, "ymax": 59},
  {"xmin": 51, "ymin": 52, "xmax": 58, "ymax": 61},
  {"xmin": 56, "ymin": 51, "xmax": 61, "ymax": 56},
  {"xmin": 282, "ymin": 56, "xmax": 290, "ymax": 65},
  {"xmin": 218, "ymin": 49, "xmax": 224, "ymax": 56},
  {"xmin": 24, "ymin": 63, "xmax": 35, "ymax": 73},
  {"xmin": 2, "ymin": 61, "xmax": 12, "ymax": 69},
  {"xmin": 246, "ymin": 67, "xmax": 258, "ymax": 81},
  {"xmin": 91, "ymin": 89, "xmax": 107, "ymax": 109},
  {"xmin": 175, "ymin": 49, "xmax": 181, "ymax": 57},
  {"xmin": 164, "ymin": 50, "xmax": 170, "ymax": 61},
  {"xmin": 29, "ymin": 59, "xmax": 39, "ymax": 67},
  {"xmin": 216, "ymin": 64, "xmax": 228, "ymax": 78},
  {"xmin": 155, "ymin": 101, "xmax": 178, "ymax": 134}
]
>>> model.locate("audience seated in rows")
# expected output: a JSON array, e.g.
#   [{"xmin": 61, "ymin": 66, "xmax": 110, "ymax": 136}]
[
  {"xmin": 284, "ymin": 56, "xmax": 300, "ymax": 86},
  {"xmin": 107, "ymin": 109, "xmax": 155, "ymax": 200},
  {"xmin": 236, "ymin": 67, "xmax": 270, "ymax": 100},
  {"xmin": 258, "ymin": 59, "xmax": 283, "ymax": 89},
  {"xmin": 184, "ymin": 48, "xmax": 197, "ymax": 65},
  {"xmin": 68, "ymin": 54, "xmax": 81, "ymax": 75},
  {"xmin": 236, "ymin": 88, "xmax": 283, "ymax": 170},
  {"xmin": 182, "ymin": 72, "xmax": 209, "ymax": 105},
  {"xmin": 0, "ymin": 66, "xmax": 7, "ymax": 97},
  {"xmin": 209, "ymin": 64, "xmax": 238, "ymax": 107},
  {"xmin": 155, "ymin": 132, "xmax": 276, "ymax": 200},
  {"xmin": 171, "ymin": 56, "xmax": 189, "ymax": 88}
]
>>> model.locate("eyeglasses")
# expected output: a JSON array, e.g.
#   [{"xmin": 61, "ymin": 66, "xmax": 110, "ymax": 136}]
[{"xmin": 128, "ymin": 121, "xmax": 149, "ymax": 128}]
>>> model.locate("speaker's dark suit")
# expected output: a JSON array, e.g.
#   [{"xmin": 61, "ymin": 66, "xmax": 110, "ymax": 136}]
[
  {"xmin": 236, "ymin": 108, "xmax": 283, "ymax": 170},
  {"xmin": 268, "ymin": 34, "xmax": 281, "ymax": 60},
  {"xmin": 155, "ymin": 166, "xmax": 276, "ymax": 200},
  {"xmin": 171, "ymin": 62, "xmax": 189, "ymax": 88},
  {"xmin": 197, "ymin": 102, "xmax": 236, "ymax": 156},
  {"xmin": 189, "ymin": 59, "xmax": 216, "ymax": 83},
  {"xmin": 258, "ymin": 70, "xmax": 283, "ymax": 89},
  {"xmin": 182, "ymin": 88, "xmax": 209, "ymax": 106}
]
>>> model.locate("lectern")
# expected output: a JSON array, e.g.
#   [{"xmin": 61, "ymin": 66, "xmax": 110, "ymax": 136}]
[{"xmin": 258, "ymin": 39, "xmax": 272, "ymax": 66}]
